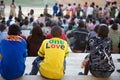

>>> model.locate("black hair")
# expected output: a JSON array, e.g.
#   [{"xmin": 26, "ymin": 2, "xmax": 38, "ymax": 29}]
[
  {"xmin": 78, "ymin": 20, "xmax": 85, "ymax": 28},
  {"xmin": 114, "ymin": 18, "xmax": 120, "ymax": 24},
  {"xmin": 111, "ymin": 23, "xmax": 118, "ymax": 30},
  {"xmin": 98, "ymin": 24, "xmax": 109, "ymax": 38},
  {"xmin": 51, "ymin": 26, "xmax": 62, "ymax": 38},
  {"xmin": 30, "ymin": 9, "xmax": 34, "ymax": 15},
  {"xmin": 9, "ymin": 15, "xmax": 13, "ymax": 19},
  {"xmin": 30, "ymin": 17, "xmax": 34, "ymax": 23},
  {"xmin": 100, "ymin": 18, "xmax": 107, "ymax": 24},
  {"xmin": 39, "ymin": 23, "xmax": 44, "ymax": 28},
  {"xmin": 8, "ymin": 24, "xmax": 20, "ymax": 35},
  {"xmin": 24, "ymin": 19, "xmax": 29, "ymax": 25},
  {"xmin": 94, "ymin": 25, "xmax": 99, "ymax": 33}
]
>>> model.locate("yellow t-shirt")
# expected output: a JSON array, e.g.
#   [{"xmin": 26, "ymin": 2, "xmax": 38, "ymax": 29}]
[{"xmin": 38, "ymin": 38, "xmax": 69, "ymax": 79}]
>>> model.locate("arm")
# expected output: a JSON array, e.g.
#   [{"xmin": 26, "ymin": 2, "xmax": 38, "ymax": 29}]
[
  {"xmin": 0, "ymin": 54, "xmax": 2, "ymax": 59},
  {"xmin": 38, "ymin": 40, "xmax": 46, "ymax": 59},
  {"xmin": 39, "ymin": 56, "xmax": 44, "ymax": 60},
  {"xmin": 23, "ymin": 40, "xmax": 28, "ymax": 58},
  {"xmin": 67, "ymin": 31, "xmax": 74, "ymax": 38}
]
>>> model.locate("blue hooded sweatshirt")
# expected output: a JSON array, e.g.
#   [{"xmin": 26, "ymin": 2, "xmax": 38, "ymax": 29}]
[{"xmin": 0, "ymin": 38, "xmax": 27, "ymax": 80}]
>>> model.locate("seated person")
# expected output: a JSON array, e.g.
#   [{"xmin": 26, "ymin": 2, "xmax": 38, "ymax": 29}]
[
  {"xmin": 67, "ymin": 20, "xmax": 88, "ymax": 53},
  {"xmin": 0, "ymin": 24, "xmax": 28, "ymax": 80},
  {"xmin": 27, "ymin": 25, "xmax": 46, "ymax": 56},
  {"xmin": 79, "ymin": 24, "xmax": 115, "ymax": 77},
  {"xmin": 28, "ymin": 26, "xmax": 69, "ymax": 79}
]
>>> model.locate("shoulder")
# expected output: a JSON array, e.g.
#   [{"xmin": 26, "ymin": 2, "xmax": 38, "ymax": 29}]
[
  {"xmin": 74, "ymin": 28, "xmax": 88, "ymax": 34},
  {"xmin": 27, "ymin": 35, "xmax": 32, "ymax": 39},
  {"xmin": 88, "ymin": 36, "xmax": 98, "ymax": 43},
  {"xmin": 42, "ymin": 39, "xmax": 49, "ymax": 43},
  {"xmin": 105, "ymin": 37, "xmax": 112, "ymax": 43}
]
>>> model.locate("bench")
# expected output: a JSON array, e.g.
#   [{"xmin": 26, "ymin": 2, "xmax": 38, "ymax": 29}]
[
  {"xmin": 0, "ymin": 75, "xmax": 120, "ymax": 80},
  {"xmin": 0, "ymin": 53, "xmax": 120, "ymax": 80}
]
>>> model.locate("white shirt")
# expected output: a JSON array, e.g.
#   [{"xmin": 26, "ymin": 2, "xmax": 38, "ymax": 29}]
[{"xmin": 87, "ymin": 7, "xmax": 94, "ymax": 16}]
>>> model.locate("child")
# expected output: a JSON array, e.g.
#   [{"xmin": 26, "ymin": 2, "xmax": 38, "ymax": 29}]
[
  {"xmin": 28, "ymin": 26, "xmax": 69, "ymax": 79},
  {"xmin": 79, "ymin": 24, "xmax": 115, "ymax": 77},
  {"xmin": 43, "ymin": 4, "xmax": 48, "ymax": 16},
  {"xmin": 0, "ymin": 24, "xmax": 27, "ymax": 80}
]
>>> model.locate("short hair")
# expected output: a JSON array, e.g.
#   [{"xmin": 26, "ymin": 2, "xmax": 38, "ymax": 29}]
[
  {"xmin": 111, "ymin": 23, "xmax": 118, "ymax": 30},
  {"xmin": 94, "ymin": 25, "xmax": 99, "ymax": 33},
  {"xmin": 114, "ymin": 18, "xmax": 120, "ymax": 24},
  {"xmin": 51, "ymin": 26, "xmax": 62, "ymax": 38},
  {"xmin": 1, "ymin": 1, "xmax": 3, "ymax": 4},
  {"xmin": 24, "ymin": 20, "xmax": 29, "ymax": 25},
  {"xmin": 9, "ymin": 15, "xmax": 13, "ymax": 19},
  {"xmin": 39, "ymin": 23, "xmax": 44, "ymax": 28},
  {"xmin": 30, "ymin": 17, "xmax": 34, "ymax": 22},
  {"xmin": 78, "ymin": 20, "xmax": 85, "ymax": 28},
  {"xmin": 46, "ymin": 21, "xmax": 51, "ymax": 27},
  {"xmin": 30, "ymin": 9, "xmax": 34, "ymax": 15},
  {"xmin": 98, "ymin": 24, "xmax": 109, "ymax": 38},
  {"xmin": 100, "ymin": 18, "xmax": 107, "ymax": 24},
  {"xmin": 55, "ymin": 3, "xmax": 57, "ymax": 5},
  {"xmin": 8, "ymin": 24, "xmax": 20, "ymax": 35}
]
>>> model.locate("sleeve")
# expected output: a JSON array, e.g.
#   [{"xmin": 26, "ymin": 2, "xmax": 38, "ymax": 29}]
[
  {"xmin": 67, "ymin": 31, "xmax": 74, "ymax": 38},
  {"xmin": 65, "ymin": 42, "xmax": 69, "ymax": 57},
  {"xmin": 38, "ymin": 40, "xmax": 46, "ymax": 57}
]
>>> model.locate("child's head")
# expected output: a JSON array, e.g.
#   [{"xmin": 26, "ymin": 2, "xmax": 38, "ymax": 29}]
[
  {"xmin": 30, "ymin": 9, "xmax": 34, "ymax": 15},
  {"xmin": 1, "ymin": 1, "xmax": 4, "ymax": 4},
  {"xmin": 78, "ymin": 20, "xmax": 85, "ymax": 28},
  {"xmin": 8, "ymin": 24, "xmax": 20, "ymax": 35},
  {"xmin": 45, "ymin": 4, "xmax": 48, "ymax": 8},
  {"xmin": 98, "ymin": 24, "xmax": 109, "ymax": 38},
  {"xmin": 111, "ymin": 23, "xmax": 118, "ymax": 30},
  {"xmin": 18, "ymin": 5, "xmax": 21, "ymax": 9},
  {"xmin": 51, "ymin": 26, "xmax": 62, "ymax": 38}
]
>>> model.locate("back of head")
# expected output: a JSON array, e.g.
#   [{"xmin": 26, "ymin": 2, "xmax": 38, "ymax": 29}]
[
  {"xmin": 8, "ymin": 24, "xmax": 20, "ymax": 35},
  {"xmin": 30, "ymin": 9, "xmax": 34, "ymax": 15},
  {"xmin": 100, "ymin": 18, "xmax": 107, "ymax": 24},
  {"xmin": 114, "ymin": 18, "xmax": 120, "ymax": 24},
  {"xmin": 55, "ymin": 3, "xmax": 57, "ymax": 5},
  {"xmin": 111, "ymin": 23, "xmax": 118, "ymax": 30},
  {"xmin": 9, "ymin": 15, "xmax": 13, "ymax": 20},
  {"xmin": 51, "ymin": 26, "xmax": 62, "ymax": 38},
  {"xmin": 94, "ymin": 25, "xmax": 99, "ymax": 33},
  {"xmin": 78, "ymin": 20, "xmax": 85, "ymax": 28},
  {"xmin": 24, "ymin": 19, "xmax": 29, "ymax": 25},
  {"xmin": 46, "ymin": 21, "xmax": 51, "ymax": 27},
  {"xmin": 1, "ymin": 1, "xmax": 3, "ymax": 4},
  {"xmin": 98, "ymin": 24, "xmax": 109, "ymax": 38},
  {"xmin": 19, "ymin": 5, "xmax": 21, "ymax": 9},
  {"xmin": 32, "ymin": 26, "xmax": 43, "ymax": 37}
]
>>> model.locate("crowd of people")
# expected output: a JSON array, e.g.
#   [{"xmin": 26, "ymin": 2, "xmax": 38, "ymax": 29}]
[{"xmin": 0, "ymin": 0, "xmax": 120, "ymax": 79}]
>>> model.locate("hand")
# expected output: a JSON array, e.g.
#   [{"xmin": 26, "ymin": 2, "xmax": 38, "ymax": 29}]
[
  {"xmin": 81, "ymin": 58, "xmax": 89, "ymax": 68},
  {"xmin": 0, "ymin": 54, "xmax": 2, "ymax": 59}
]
